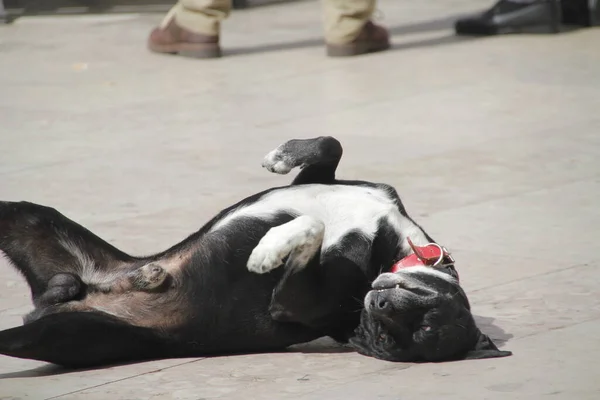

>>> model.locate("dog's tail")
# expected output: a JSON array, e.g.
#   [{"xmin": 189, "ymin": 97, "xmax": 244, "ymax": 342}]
[{"xmin": 0, "ymin": 201, "xmax": 136, "ymax": 302}]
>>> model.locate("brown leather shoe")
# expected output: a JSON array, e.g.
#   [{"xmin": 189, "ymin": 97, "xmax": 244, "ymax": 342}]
[
  {"xmin": 326, "ymin": 21, "xmax": 390, "ymax": 57},
  {"xmin": 148, "ymin": 19, "xmax": 221, "ymax": 59}
]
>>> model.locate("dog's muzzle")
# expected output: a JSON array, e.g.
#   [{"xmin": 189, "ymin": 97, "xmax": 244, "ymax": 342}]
[{"xmin": 391, "ymin": 237, "xmax": 459, "ymax": 281}]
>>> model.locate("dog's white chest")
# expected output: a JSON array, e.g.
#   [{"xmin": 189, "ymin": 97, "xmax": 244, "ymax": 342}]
[{"xmin": 212, "ymin": 184, "xmax": 426, "ymax": 251}]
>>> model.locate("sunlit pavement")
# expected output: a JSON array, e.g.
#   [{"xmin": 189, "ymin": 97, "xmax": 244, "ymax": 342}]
[{"xmin": 1, "ymin": 0, "xmax": 599, "ymax": 398}]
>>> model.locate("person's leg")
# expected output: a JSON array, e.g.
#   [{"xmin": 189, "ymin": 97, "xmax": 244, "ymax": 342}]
[
  {"xmin": 169, "ymin": 0, "xmax": 231, "ymax": 36},
  {"xmin": 322, "ymin": 0, "xmax": 390, "ymax": 57},
  {"xmin": 148, "ymin": 0, "xmax": 232, "ymax": 58},
  {"xmin": 562, "ymin": 0, "xmax": 599, "ymax": 27},
  {"xmin": 322, "ymin": 0, "xmax": 375, "ymax": 44}
]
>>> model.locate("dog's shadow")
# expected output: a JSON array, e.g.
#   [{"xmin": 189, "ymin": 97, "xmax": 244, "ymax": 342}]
[
  {"xmin": 289, "ymin": 315, "xmax": 514, "ymax": 353},
  {"xmin": 0, "ymin": 363, "xmax": 97, "ymax": 379},
  {"xmin": 474, "ymin": 314, "xmax": 513, "ymax": 348},
  {"xmin": 0, "ymin": 360, "xmax": 148, "ymax": 379},
  {"xmin": 287, "ymin": 336, "xmax": 354, "ymax": 354},
  {"xmin": 0, "ymin": 339, "xmax": 353, "ymax": 379}
]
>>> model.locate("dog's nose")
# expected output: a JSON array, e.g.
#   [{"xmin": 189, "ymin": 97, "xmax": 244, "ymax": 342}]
[{"xmin": 370, "ymin": 292, "xmax": 391, "ymax": 312}]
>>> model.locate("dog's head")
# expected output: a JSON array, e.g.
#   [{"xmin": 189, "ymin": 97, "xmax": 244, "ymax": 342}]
[{"xmin": 350, "ymin": 266, "xmax": 511, "ymax": 362}]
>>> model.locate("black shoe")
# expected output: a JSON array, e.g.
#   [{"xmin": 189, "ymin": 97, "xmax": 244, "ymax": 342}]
[
  {"xmin": 562, "ymin": 0, "xmax": 599, "ymax": 27},
  {"xmin": 455, "ymin": 0, "xmax": 561, "ymax": 35}
]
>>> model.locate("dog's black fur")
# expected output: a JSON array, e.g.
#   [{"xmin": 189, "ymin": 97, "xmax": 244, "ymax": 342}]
[{"xmin": 0, "ymin": 137, "xmax": 511, "ymax": 368}]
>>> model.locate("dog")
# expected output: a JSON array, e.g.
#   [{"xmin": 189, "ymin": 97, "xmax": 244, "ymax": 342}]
[{"xmin": 0, "ymin": 136, "xmax": 511, "ymax": 368}]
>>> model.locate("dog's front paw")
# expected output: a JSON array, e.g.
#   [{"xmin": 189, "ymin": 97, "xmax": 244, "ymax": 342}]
[
  {"xmin": 247, "ymin": 231, "xmax": 290, "ymax": 274},
  {"xmin": 247, "ymin": 216, "xmax": 324, "ymax": 274},
  {"xmin": 262, "ymin": 147, "xmax": 295, "ymax": 175}
]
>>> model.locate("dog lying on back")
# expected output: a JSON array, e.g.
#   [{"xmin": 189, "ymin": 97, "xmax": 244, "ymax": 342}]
[{"xmin": 0, "ymin": 137, "xmax": 511, "ymax": 368}]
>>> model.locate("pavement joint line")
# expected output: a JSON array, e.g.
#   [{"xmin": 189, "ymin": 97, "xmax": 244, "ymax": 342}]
[
  {"xmin": 44, "ymin": 357, "xmax": 208, "ymax": 400},
  {"xmin": 285, "ymin": 316, "xmax": 600, "ymax": 399},
  {"xmin": 417, "ymin": 172, "xmax": 600, "ymax": 218},
  {"xmin": 43, "ymin": 316, "xmax": 600, "ymax": 400},
  {"xmin": 504, "ymin": 314, "xmax": 600, "ymax": 343},
  {"xmin": 468, "ymin": 262, "xmax": 594, "ymax": 294}
]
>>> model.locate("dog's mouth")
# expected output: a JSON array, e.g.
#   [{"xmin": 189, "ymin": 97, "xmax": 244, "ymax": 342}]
[{"xmin": 371, "ymin": 277, "xmax": 436, "ymax": 298}]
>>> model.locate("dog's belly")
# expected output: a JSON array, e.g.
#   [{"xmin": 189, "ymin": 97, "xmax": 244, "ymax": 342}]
[{"xmin": 211, "ymin": 184, "xmax": 428, "ymax": 252}]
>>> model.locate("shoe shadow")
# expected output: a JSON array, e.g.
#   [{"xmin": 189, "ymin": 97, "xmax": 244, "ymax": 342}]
[{"xmin": 224, "ymin": 14, "xmax": 478, "ymax": 57}]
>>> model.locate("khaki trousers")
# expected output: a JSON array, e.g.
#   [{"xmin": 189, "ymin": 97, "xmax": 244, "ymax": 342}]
[{"xmin": 160, "ymin": 0, "xmax": 376, "ymax": 45}]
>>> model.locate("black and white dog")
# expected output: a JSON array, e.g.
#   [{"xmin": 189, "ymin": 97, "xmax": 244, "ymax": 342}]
[{"xmin": 0, "ymin": 137, "xmax": 511, "ymax": 368}]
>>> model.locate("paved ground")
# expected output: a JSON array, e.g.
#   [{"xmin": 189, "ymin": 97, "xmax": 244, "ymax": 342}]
[{"xmin": 1, "ymin": 0, "xmax": 599, "ymax": 398}]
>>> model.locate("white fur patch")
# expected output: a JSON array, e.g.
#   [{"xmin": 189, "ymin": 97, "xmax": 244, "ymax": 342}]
[
  {"xmin": 212, "ymin": 184, "xmax": 428, "ymax": 253},
  {"xmin": 247, "ymin": 215, "xmax": 324, "ymax": 274},
  {"xmin": 58, "ymin": 237, "xmax": 120, "ymax": 286}
]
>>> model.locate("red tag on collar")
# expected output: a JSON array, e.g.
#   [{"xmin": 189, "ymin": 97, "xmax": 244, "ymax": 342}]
[{"xmin": 390, "ymin": 237, "xmax": 446, "ymax": 273}]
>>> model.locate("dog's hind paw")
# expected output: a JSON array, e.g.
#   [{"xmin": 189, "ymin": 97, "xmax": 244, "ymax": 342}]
[{"xmin": 262, "ymin": 147, "xmax": 295, "ymax": 175}]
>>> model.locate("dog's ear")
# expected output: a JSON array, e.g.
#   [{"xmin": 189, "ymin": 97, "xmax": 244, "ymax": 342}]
[{"xmin": 463, "ymin": 331, "xmax": 512, "ymax": 360}]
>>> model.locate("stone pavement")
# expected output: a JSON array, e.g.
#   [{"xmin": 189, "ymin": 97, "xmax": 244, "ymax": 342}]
[{"xmin": 0, "ymin": 0, "xmax": 599, "ymax": 398}]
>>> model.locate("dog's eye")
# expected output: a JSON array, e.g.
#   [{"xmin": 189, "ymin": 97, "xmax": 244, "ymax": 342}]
[
  {"xmin": 420, "ymin": 325, "xmax": 432, "ymax": 332},
  {"xmin": 378, "ymin": 333, "xmax": 387, "ymax": 342}
]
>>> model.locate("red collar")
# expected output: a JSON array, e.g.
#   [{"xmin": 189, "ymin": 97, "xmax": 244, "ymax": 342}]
[{"xmin": 391, "ymin": 237, "xmax": 457, "ymax": 276}]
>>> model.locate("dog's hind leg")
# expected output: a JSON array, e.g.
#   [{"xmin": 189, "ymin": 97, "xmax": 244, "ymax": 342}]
[
  {"xmin": 0, "ymin": 201, "xmax": 136, "ymax": 303},
  {"xmin": 261, "ymin": 136, "xmax": 343, "ymax": 185},
  {"xmin": 0, "ymin": 311, "xmax": 172, "ymax": 367}
]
